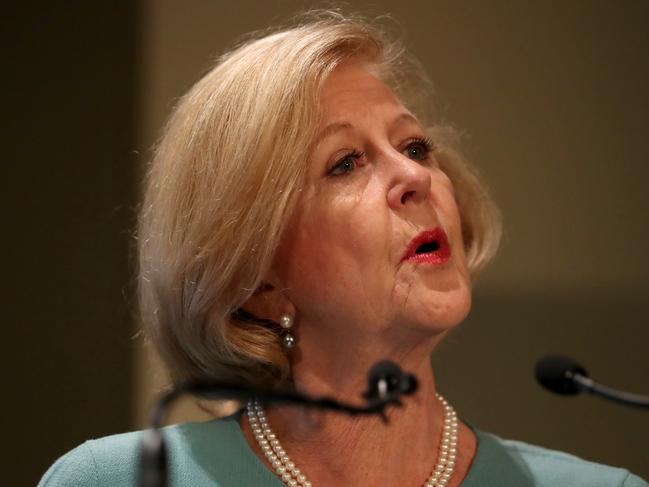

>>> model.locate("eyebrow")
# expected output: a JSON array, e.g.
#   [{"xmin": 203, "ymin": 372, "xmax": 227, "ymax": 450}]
[{"xmin": 314, "ymin": 112, "xmax": 421, "ymax": 146}]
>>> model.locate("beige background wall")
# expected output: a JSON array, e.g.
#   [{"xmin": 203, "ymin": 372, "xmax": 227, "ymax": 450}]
[
  {"xmin": 10, "ymin": 3, "xmax": 646, "ymax": 486},
  {"xmin": 133, "ymin": 0, "xmax": 649, "ymax": 477},
  {"xmin": 134, "ymin": 0, "xmax": 649, "ymax": 479}
]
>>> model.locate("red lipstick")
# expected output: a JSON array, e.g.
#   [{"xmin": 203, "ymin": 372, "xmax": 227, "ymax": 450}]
[{"xmin": 401, "ymin": 227, "xmax": 451, "ymax": 265}]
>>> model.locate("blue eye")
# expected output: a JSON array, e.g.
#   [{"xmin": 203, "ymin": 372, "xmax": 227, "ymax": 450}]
[{"xmin": 328, "ymin": 151, "xmax": 363, "ymax": 176}]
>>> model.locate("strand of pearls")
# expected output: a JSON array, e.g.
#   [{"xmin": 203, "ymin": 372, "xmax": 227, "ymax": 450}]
[
  {"xmin": 247, "ymin": 399, "xmax": 311, "ymax": 486},
  {"xmin": 246, "ymin": 393, "xmax": 458, "ymax": 487},
  {"xmin": 424, "ymin": 395, "xmax": 458, "ymax": 487}
]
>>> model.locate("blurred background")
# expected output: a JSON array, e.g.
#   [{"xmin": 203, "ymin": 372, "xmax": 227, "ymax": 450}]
[{"xmin": 5, "ymin": 1, "xmax": 648, "ymax": 485}]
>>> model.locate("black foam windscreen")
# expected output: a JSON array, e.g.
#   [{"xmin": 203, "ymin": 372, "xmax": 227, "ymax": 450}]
[{"xmin": 535, "ymin": 355, "xmax": 588, "ymax": 395}]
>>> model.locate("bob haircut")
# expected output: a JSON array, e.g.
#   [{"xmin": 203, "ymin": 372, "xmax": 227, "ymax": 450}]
[{"xmin": 138, "ymin": 11, "xmax": 502, "ymax": 390}]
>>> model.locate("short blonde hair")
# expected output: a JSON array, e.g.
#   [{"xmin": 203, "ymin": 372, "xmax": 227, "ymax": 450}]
[{"xmin": 137, "ymin": 11, "xmax": 501, "ymax": 389}]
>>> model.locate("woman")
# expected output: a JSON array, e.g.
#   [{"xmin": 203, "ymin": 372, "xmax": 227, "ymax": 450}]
[{"xmin": 40, "ymin": 11, "xmax": 647, "ymax": 487}]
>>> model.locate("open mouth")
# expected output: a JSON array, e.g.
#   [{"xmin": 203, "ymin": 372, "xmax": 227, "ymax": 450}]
[
  {"xmin": 415, "ymin": 240, "xmax": 440, "ymax": 254},
  {"xmin": 401, "ymin": 227, "xmax": 451, "ymax": 265}
]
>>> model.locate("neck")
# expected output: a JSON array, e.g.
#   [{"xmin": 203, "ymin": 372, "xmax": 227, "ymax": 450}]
[
  {"xmin": 241, "ymin": 327, "xmax": 477, "ymax": 486},
  {"xmin": 290, "ymin": 320, "xmax": 448, "ymax": 402},
  {"xmin": 262, "ymin": 339, "xmax": 450, "ymax": 486}
]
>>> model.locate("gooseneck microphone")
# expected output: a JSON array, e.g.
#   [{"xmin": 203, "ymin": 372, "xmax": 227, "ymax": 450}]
[
  {"xmin": 139, "ymin": 360, "xmax": 418, "ymax": 487},
  {"xmin": 535, "ymin": 355, "xmax": 649, "ymax": 409}
]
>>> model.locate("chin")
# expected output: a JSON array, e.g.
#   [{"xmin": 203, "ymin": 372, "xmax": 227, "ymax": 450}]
[
  {"xmin": 403, "ymin": 287, "xmax": 472, "ymax": 333},
  {"xmin": 437, "ymin": 293, "xmax": 472, "ymax": 329}
]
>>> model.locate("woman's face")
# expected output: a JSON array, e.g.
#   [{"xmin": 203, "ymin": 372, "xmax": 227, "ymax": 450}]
[{"xmin": 273, "ymin": 63, "xmax": 471, "ymax": 347}]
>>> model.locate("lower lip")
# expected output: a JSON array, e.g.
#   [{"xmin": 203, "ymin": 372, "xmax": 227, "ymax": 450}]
[{"xmin": 404, "ymin": 230, "xmax": 452, "ymax": 265}]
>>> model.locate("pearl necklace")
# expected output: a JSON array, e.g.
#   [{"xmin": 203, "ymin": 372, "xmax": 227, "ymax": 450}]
[{"xmin": 246, "ymin": 394, "xmax": 458, "ymax": 487}]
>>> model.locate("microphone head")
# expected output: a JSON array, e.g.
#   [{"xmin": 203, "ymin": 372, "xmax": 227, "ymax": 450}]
[
  {"xmin": 363, "ymin": 360, "xmax": 417, "ymax": 402},
  {"xmin": 535, "ymin": 355, "xmax": 589, "ymax": 395}
]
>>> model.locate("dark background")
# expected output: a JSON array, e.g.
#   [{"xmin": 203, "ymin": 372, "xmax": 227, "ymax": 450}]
[
  {"xmin": 4, "ymin": 3, "xmax": 138, "ymax": 485},
  {"xmin": 4, "ymin": 1, "xmax": 648, "ymax": 485}
]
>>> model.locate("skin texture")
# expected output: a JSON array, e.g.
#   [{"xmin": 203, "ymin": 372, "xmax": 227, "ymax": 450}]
[{"xmin": 241, "ymin": 62, "xmax": 476, "ymax": 486}]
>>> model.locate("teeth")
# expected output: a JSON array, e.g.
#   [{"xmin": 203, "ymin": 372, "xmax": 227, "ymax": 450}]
[{"xmin": 415, "ymin": 241, "xmax": 440, "ymax": 254}]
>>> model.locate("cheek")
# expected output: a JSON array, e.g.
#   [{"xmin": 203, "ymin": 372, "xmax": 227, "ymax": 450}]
[
  {"xmin": 435, "ymin": 177, "xmax": 469, "ymax": 273},
  {"xmin": 274, "ymin": 187, "xmax": 392, "ymax": 319}
]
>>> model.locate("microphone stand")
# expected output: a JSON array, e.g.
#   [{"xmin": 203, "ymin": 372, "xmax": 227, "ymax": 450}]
[
  {"xmin": 138, "ymin": 360, "xmax": 418, "ymax": 487},
  {"xmin": 571, "ymin": 373, "xmax": 649, "ymax": 409}
]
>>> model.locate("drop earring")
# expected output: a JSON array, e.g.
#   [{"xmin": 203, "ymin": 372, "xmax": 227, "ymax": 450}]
[{"xmin": 279, "ymin": 314, "xmax": 296, "ymax": 349}]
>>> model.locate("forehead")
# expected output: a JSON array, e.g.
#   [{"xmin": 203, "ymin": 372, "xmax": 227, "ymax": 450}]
[{"xmin": 319, "ymin": 63, "xmax": 405, "ymax": 121}]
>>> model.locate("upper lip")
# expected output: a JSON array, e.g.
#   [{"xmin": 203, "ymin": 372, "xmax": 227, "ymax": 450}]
[{"xmin": 400, "ymin": 227, "xmax": 449, "ymax": 262}]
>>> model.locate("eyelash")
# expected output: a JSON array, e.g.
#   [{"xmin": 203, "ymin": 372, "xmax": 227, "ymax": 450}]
[
  {"xmin": 327, "ymin": 137, "xmax": 435, "ymax": 177},
  {"xmin": 328, "ymin": 150, "xmax": 365, "ymax": 176}
]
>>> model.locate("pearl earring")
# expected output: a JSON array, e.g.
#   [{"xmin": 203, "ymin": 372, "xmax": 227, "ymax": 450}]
[{"xmin": 279, "ymin": 313, "xmax": 295, "ymax": 349}]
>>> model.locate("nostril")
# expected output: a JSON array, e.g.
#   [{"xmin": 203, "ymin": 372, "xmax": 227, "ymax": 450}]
[{"xmin": 401, "ymin": 190, "xmax": 415, "ymax": 205}]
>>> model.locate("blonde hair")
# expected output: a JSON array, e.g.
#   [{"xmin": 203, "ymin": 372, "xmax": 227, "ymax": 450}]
[{"xmin": 137, "ymin": 11, "xmax": 501, "ymax": 389}]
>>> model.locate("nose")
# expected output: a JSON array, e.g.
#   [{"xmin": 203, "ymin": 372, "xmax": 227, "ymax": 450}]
[{"xmin": 386, "ymin": 155, "xmax": 432, "ymax": 210}]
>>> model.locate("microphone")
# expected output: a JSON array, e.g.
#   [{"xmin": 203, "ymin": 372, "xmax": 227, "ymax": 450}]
[
  {"xmin": 363, "ymin": 361, "xmax": 418, "ymax": 403},
  {"xmin": 535, "ymin": 355, "xmax": 649, "ymax": 409},
  {"xmin": 139, "ymin": 360, "xmax": 418, "ymax": 487}
]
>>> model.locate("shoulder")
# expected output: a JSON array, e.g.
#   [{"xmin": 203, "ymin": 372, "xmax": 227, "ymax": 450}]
[
  {"xmin": 480, "ymin": 430, "xmax": 648, "ymax": 487},
  {"xmin": 38, "ymin": 413, "xmax": 255, "ymax": 487},
  {"xmin": 37, "ymin": 429, "xmax": 142, "ymax": 487},
  {"xmin": 38, "ymin": 441, "xmax": 100, "ymax": 487}
]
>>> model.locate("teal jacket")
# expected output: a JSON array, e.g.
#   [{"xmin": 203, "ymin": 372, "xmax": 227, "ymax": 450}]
[{"xmin": 39, "ymin": 412, "xmax": 647, "ymax": 486}]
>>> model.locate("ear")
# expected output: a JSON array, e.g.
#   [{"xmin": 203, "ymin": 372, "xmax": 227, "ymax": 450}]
[{"xmin": 240, "ymin": 279, "xmax": 296, "ymax": 324}]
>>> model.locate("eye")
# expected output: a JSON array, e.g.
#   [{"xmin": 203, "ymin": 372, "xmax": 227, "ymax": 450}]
[
  {"xmin": 328, "ymin": 150, "xmax": 364, "ymax": 176},
  {"xmin": 403, "ymin": 137, "xmax": 434, "ymax": 162}
]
